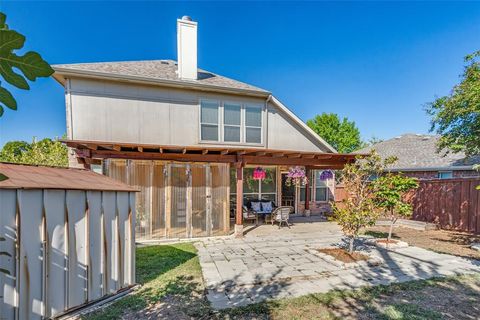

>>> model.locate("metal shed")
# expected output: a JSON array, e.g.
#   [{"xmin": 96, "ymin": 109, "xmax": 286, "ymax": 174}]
[{"xmin": 0, "ymin": 162, "xmax": 137, "ymax": 319}]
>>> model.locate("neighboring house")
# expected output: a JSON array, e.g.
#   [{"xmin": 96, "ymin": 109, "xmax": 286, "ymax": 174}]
[
  {"xmin": 357, "ymin": 133, "xmax": 480, "ymax": 179},
  {"xmin": 52, "ymin": 16, "xmax": 355, "ymax": 240}
]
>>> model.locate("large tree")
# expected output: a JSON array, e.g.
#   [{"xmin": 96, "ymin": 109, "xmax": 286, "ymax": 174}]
[
  {"xmin": 307, "ymin": 113, "xmax": 364, "ymax": 153},
  {"xmin": 0, "ymin": 138, "xmax": 68, "ymax": 167},
  {"xmin": 427, "ymin": 51, "xmax": 480, "ymax": 157},
  {"xmin": 0, "ymin": 12, "xmax": 53, "ymax": 116}
]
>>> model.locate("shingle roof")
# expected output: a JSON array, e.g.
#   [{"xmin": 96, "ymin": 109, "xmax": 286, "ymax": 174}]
[
  {"xmin": 53, "ymin": 60, "xmax": 269, "ymax": 95},
  {"xmin": 356, "ymin": 134, "xmax": 480, "ymax": 171},
  {"xmin": 0, "ymin": 162, "xmax": 138, "ymax": 192}
]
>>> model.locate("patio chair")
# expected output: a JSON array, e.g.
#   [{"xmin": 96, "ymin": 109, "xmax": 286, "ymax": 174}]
[
  {"xmin": 271, "ymin": 206, "xmax": 293, "ymax": 228},
  {"xmin": 242, "ymin": 206, "xmax": 258, "ymax": 225}
]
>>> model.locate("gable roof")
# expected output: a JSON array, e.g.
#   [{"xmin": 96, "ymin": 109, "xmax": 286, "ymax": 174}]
[
  {"xmin": 0, "ymin": 162, "xmax": 138, "ymax": 192},
  {"xmin": 356, "ymin": 133, "xmax": 480, "ymax": 171},
  {"xmin": 53, "ymin": 60, "xmax": 270, "ymax": 97}
]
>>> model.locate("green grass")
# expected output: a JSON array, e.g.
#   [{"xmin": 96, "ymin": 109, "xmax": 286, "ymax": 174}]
[
  {"xmin": 82, "ymin": 243, "xmax": 207, "ymax": 320},
  {"xmin": 82, "ymin": 243, "xmax": 480, "ymax": 320}
]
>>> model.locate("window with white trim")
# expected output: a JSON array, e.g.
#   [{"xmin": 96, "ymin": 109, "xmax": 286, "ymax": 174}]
[
  {"xmin": 315, "ymin": 171, "xmax": 328, "ymax": 201},
  {"xmin": 200, "ymin": 100, "xmax": 263, "ymax": 144},
  {"xmin": 200, "ymin": 100, "xmax": 219, "ymax": 141},
  {"xmin": 224, "ymin": 103, "xmax": 241, "ymax": 142},
  {"xmin": 438, "ymin": 171, "xmax": 453, "ymax": 179},
  {"xmin": 245, "ymin": 105, "xmax": 262, "ymax": 143}
]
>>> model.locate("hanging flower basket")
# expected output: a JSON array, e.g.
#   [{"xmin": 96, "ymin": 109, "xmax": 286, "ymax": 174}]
[
  {"xmin": 285, "ymin": 166, "xmax": 308, "ymax": 186},
  {"xmin": 253, "ymin": 167, "xmax": 266, "ymax": 180},
  {"xmin": 319, "ymin": 170, "xmax": 334, "ymax": 181}
]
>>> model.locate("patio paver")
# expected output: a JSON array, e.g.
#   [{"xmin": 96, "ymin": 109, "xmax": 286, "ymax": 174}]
[{"xmin": 195, "ymin": 220, "xmax": 480, "ymax": 309}]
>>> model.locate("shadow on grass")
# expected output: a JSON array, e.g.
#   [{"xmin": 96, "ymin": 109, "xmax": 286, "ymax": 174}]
[{"xmin": 363, "ymin": 230, "xmax": 401, "ymax": 240}]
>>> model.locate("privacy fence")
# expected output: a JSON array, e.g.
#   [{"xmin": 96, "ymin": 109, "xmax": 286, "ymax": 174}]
[
  {"xmin": 411, "ymin": 178, "xmax": 480, "ymax": 234},
  {"xmin": 0, "ymin": 188, "xmax": 136, "ymax": 319},
  {"xmin": 335, "ymin": 178, "xmax": 480, "ymax": 234}
]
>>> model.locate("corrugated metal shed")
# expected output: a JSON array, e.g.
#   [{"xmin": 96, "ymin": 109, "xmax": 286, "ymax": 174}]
[{"xmin": 0, "ymin": 162, "xmax": 138, "ymax": 191}]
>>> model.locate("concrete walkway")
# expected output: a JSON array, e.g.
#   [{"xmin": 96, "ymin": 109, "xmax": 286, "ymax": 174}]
[{"xmin": 195, "ymin": 221, "xmax": 480, "ymax": 309}]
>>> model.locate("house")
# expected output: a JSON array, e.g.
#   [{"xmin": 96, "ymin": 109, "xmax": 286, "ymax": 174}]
[
  {"xmin": 52, "ymin": 16, "xmax": 356, "ymax": 240},
  {"xmin": 357, "ymin": 133, "xmax": 480, "ymax": 179}
]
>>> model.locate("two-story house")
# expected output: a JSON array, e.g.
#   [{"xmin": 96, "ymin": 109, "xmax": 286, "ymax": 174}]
[{"xmin": 52, "ymin": 16, "xmax": 356, "ymax": 240}]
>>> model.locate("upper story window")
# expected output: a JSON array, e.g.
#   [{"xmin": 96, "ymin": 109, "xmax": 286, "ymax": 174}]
[
  {"xmin": 438, "ymin": 171, "xmax": 453, "ymax": 179},
  {"xmin": 200, "ymin": 99, "xmax": 263, "ymax": 144},
  {"xmin": 245, "ymin": 105, "xmax": 262, "ymax": 143},
  {"xmin": 224, "ymin": 103, "xmax": 241, "ymax": 142},
  {"xmin": 200, "ymin": 101, "xmax": 219, "ymax": 141}
]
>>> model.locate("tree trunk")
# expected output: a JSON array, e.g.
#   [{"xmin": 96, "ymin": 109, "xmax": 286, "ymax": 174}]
[
  {"xmin": 349, "ymin": 236, "xmax": 355, "ymax": 254},
  {"xmin": 388, "ymin": 210, "xmax": 395, "ymax": 242}
]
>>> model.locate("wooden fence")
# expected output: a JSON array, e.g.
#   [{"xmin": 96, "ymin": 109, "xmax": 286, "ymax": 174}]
[
  {"xmin": 335, "ymin": 178, "xmax": 480, "ymax": 234},
  {"xmin": 411, "ymin": 178, "xmax": 480, "ymax": 234}
]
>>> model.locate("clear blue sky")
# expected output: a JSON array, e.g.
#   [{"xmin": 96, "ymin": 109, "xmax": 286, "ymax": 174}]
[{"xmin": 1, "ymin": 1, "xmax": 479, "ymax": 147}]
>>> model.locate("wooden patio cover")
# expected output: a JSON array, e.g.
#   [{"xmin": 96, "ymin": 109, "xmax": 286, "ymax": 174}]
[{"xmin": 64, "ymin": 139, "xmax": 360, "ymax": 169}]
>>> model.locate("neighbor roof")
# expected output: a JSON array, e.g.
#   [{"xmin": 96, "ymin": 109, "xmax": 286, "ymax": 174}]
[
  {"xmin": 356, "ymin": 134, "xmax": 480, "ymax": 171},
  {"xmin": 52, "ymin": 60, "xmax": 270, "ymax": 96},
  {"xmin": 0, "ymin": 162, "xmax": 138, "ymax": 192}
]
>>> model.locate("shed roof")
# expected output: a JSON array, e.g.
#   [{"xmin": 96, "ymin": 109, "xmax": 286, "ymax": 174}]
[{"xmin": 0, "ymin": 162, "xmax": 138, "ymax": 192}]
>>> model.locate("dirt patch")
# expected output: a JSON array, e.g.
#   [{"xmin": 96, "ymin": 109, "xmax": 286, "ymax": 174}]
[
  {"xmin": 318, "ymin": 248, "xmax": 369, "ymax": 263},
  {"xmin": 364, "ymin": 226, "xmax": 480, "ymax": 260}
]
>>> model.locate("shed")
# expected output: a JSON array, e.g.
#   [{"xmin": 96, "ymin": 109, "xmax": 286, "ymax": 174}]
[{"xmin": 0, "ymin": 162, "xmax": 137, "ymax": 319}]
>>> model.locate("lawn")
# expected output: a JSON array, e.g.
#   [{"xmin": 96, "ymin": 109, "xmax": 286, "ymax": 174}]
[{"xmin": 83, "ymin": 242, "xmax": 480, "ymax": 320}]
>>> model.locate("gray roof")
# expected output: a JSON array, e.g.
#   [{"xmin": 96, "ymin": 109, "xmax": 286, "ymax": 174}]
[
  {"xmin": 53, "ymin": 60, "xmax": 269, "ymax": 95},
  {"xmin": 357, "ymin": 134, "xmax": 480, "ymax": 171}
]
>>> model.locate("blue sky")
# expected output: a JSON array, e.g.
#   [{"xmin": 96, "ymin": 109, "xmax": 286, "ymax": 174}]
[{"xmin": 0, "ymin": 1, "xmax": 479, "ymax": 146}]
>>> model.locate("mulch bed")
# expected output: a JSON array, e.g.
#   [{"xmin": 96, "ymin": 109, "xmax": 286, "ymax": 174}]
[{"xmin": 318, "ymin": 248, "xmax": 369, "ymax": 263}]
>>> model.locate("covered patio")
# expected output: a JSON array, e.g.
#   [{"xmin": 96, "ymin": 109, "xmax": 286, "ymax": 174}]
[{"xmin": 64, "ymin": 139, "xmax": 358, "ymax": 239}]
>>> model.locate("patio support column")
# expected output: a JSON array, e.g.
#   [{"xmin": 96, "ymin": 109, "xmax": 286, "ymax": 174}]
[
  {"xmin": 234, "ymin": 162, "xmax": 244, "ymax": 237},
  {"xmin": 304, "ymin": 167, "xmax": 311, "ymax": 215}
]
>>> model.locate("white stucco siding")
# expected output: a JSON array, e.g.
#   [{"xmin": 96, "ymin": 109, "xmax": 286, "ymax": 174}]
[{"xmin": 266, "ymin": 102, "xmax": 331, "ymax": 153}]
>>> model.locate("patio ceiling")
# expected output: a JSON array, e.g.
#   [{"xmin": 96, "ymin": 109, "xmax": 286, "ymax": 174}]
[{"xmin": 63, "ymin": 139, "xmax": 363, "ymax": 169}]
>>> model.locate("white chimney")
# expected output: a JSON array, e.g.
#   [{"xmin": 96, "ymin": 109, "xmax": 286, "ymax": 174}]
[{"xmin": 177, "ymin": 16, "xmax": 198, "ymax": 80}]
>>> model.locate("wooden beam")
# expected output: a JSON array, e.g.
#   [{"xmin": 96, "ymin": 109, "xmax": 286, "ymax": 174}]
[
  {"xmin": 137, "ymin": 146, "xmax": 143, "ymax": 152},
  {"xmin": 305, "ymin": 167, "xmax": 311, "ymax": 211},
  {"xmin": 272, "ymin": 153, "xmax": 284, "ymax": 158},
  {"xmin": 237, "ymin": 150, "xmax": 246, "ymax": 156},
  {"xmin": 159, "ymin": 147, "xmax": 163, "ymax": 153},
  {"xmin": 302, "ymin": 154, "xmax": 315, "ymax": 159},
  {"xmin": 316, "ymin": 154, "xmax": 333, "ymax": 160},
  {"xmin": 236, "ymin": 165, "xmax": 244, "ymax": 226},
  {"xmin": 256, "ymin": 151, "xmax": 266, "ymax": 156},
  {"xmin": 90, "ymin": 150, "xmax": 237, "ymax": 163},
  {"xmin": 287, "ymin": 153, "xmax": 301, "ymax": 158},
  {"xmin": 221, "ymin": 150, "xmax": 229, "ymax": 155},
  {"xmin": 202, "ymin": 149, "xmax": 209, "ymax": 155},
  {"xmin": 182, "ymin": 148, "xmax": 187, "ymax": 154}
]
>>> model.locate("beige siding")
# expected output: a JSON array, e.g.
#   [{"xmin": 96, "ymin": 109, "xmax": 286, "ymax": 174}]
[{"xmin": 68, "ymin": 78, "xmax": 330, "ymax": 153}]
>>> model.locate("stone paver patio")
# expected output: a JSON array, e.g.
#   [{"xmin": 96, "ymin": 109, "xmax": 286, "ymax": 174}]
[{"xmin": 195, "ymin": 218, "xmax": 480, "ymax": 309}]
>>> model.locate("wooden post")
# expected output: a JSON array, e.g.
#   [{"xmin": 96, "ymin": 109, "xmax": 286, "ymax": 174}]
[
  {"xmin": 234, "ymin": 162, "xmax": 244, "ymax": 237},
  {"xmin": 305, "ymin": 167, "xmax": 311, "ymax": 214}
]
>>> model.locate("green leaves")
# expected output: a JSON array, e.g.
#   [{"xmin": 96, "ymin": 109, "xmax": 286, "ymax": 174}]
[
  {"xmin": 306, "ymin": 113, "xmax": 364, "ymax": 153},
  {"xmin": 0, "ymin": 12, "xmax": 54, "ymax": 116},
  {"xmin": 0, "ymin": 137, "xmax": 68, "ymax": 167},
  {"xmin": 427, "ymin": 50, "xmax": 480, "ymax": 156}
]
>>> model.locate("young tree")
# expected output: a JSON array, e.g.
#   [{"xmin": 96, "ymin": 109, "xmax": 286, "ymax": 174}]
[
  {"xmin": 373, "ymin": 173, "xmax": 419, "ymax": 242},
  {"xmin": 0, "ymin": 137, "xmax": 68, "ymax": 167},
  {"xmin": 332, "ymin": 152, "xmax": 394, "ymax": 253},
  {"xmin": 0, "ymin": 12, "xmax": 53, "ymax": 116},
  {"xmin": 426, "ymin": 51, "xmax": 480, "ymax": 157},
  {"xmin": 307, "ymin": 113, "xmax": 364, "ymax": 153}
]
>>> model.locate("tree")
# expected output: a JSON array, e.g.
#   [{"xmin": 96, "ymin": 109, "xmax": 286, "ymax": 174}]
[
  {"xmin": 0, "ymin": 137, "xmax": 68, "ymax": 167},
  {"xmin": 331, "ymin": 152, "xmax": 395, "ymax": 253},
  {"xmin": 307, "ymin": 113, "xmax": 364, "ymax": 153},
  {"xmin": 0, "ymin": 12, "xmax": 53, "ymax": 116},
  {"xmin": 426, "ymin": 51, "xmax": 480, "ymax": 157},
  {"xmin": 373, "ymin": 173, "xmax": 419, "ymax": 242}
]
